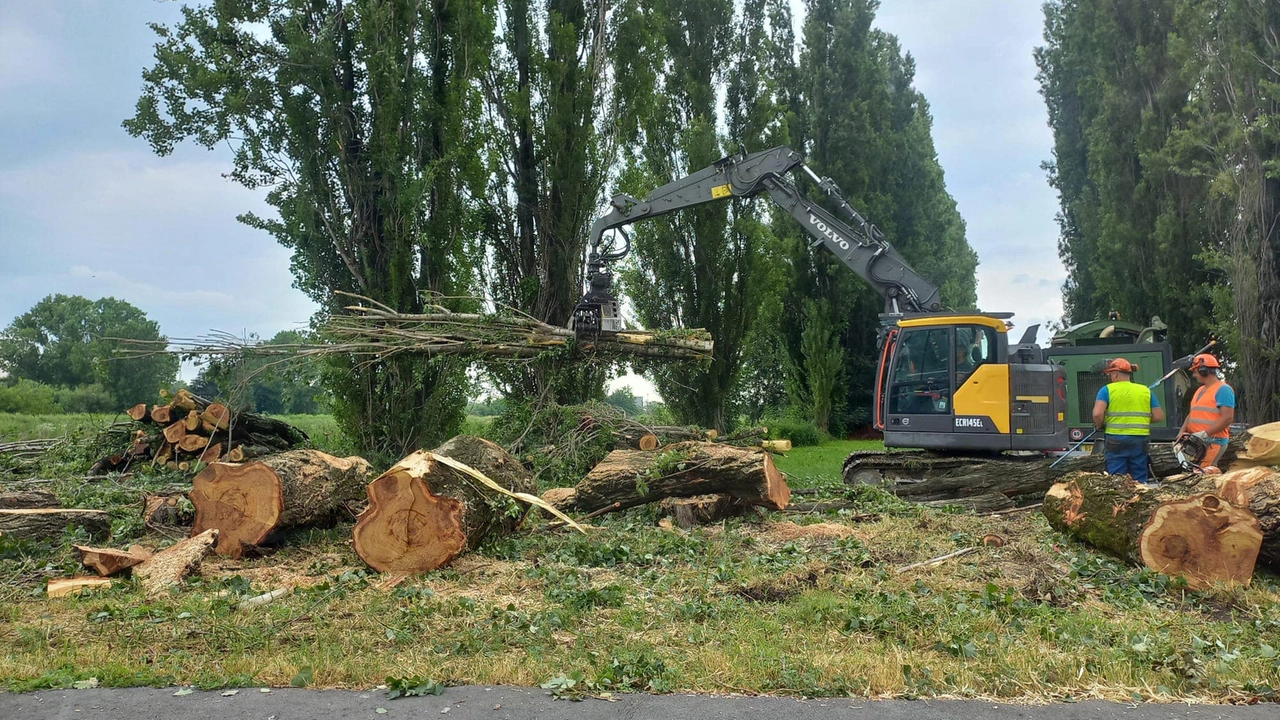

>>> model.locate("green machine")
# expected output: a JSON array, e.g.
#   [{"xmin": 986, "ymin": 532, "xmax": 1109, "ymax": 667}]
[{"xmin": 1043, "ymin": 316, "xmax": 1186, "ymax": 443}]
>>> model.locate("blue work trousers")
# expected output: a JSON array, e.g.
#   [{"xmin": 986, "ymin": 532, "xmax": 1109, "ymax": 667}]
[{"xmin": 1104, "ymin": 435, "xmax": 1151, "ymax": 484}]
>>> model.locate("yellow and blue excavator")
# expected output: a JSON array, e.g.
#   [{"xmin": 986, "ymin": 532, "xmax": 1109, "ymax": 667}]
[{"xmin": 572, "ymin": 145, "xmax": 1072, "ymax": 461}]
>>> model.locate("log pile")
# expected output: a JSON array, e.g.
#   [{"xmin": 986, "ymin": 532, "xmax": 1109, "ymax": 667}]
[
  {"xmin": 353, "ymin": 436, "xmax": 537, "ymax": 573},
  {"xmin": 190, "ymin": 449, "xmax": 371, "ymax": 558},
  {"xmin": 545, "ymin": 442, "xmax": 790, "ymax": 515},
  {"xmin": 91, "ymin": 389, "xmax": 309, "ymax": 475}
]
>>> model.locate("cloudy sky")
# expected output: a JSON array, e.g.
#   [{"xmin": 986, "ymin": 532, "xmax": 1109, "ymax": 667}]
[{"xmin": 0, "ymin": 1, "xmax": 1063, "ymax": 395}]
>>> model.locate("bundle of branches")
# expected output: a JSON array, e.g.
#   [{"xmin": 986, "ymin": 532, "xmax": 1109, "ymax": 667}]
[
  {"xmin": 117, "ymin": 295, "xmax": 713, "ymax": 366},
  {"xmin": 91, "ymin": 389, "xmax": 309, "ymax": 475},
  {"xmin": 0, "ymin": 438, "xmax": 66, "ymax": 475}
]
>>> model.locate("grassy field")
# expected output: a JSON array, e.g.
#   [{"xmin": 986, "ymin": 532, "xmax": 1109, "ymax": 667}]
[{"xmin": 2, "ymin": 419, "xmax": 1279, "ymax": 701}]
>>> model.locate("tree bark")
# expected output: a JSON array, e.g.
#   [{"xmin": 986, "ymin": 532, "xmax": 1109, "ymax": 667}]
[
  {"xmin": 570, "ymin": 442, "xmax": 790, "ymax": 513},
  {"xmin": 0, "ymin": 509, "xmax": 110, "ymax": 540},
  {"xmin": 190, "ymin": 450, "xmax": 371, "ymax": 558},
  {"xmin": 659, "ymin": 494, "xmax": 752, "ymax": 528},
  {"xmin": 849, "ymin": 457, "xmax": 1055, "ymax": 512},
  {"xmin": 353, "ymin": 436, "xmax": 536, "ymax": 573},
  {"xmin": 1208, "ymin": 466, "xmax": 1280, "ymax": 568},
  {"xmin": 0, "ymin": 490, "xmax": 59, "ymax": 509},
  {"xmin": 1043, "ymin": 472, "xmax": 1262, "ymax": 588}
]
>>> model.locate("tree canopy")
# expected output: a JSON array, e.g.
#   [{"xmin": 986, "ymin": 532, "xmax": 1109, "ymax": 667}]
[{"xmin": 0, "ymin": 294, "xmax": 178, "ymax": 407}]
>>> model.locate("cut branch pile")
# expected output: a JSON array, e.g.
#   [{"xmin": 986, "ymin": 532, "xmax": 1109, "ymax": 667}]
[
  {"xmin": 91, "ymin": 389, "xmax": 309, "ymax": 475},
  {"xmin": 117, "ymin": 295, "xmax": 713, "ymax": 365}
]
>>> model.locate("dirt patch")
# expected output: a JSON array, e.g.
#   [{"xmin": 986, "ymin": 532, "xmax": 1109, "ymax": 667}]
[
  {"xmin": 734, "ymin": 563, "xmax": 826, "ymax": 602},
  {"xmin": 758, "ymin": 521, "xmax": 858, "ymax": 542}
]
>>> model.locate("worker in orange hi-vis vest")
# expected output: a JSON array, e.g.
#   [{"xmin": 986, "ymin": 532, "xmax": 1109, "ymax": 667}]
[{"xmin": 1178, "ymin": 354, "xmax": 1236, "ymax": 471}]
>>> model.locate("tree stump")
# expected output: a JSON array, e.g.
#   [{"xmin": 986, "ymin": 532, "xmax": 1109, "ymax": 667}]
[
  {"xmin": 571, "ymin": 442, "xmax": 790, "ymax": 514},
  {"xmin": 190, "ymin": 449, "xmax": 371, "ymax": 558},
  {"xmin": 1043, "ymin": 472, "xmax": 1261, "ymax": 588},
  {"xmin": 353, "ymin": 436, "xmax": 536, "ymax": 573},
  {"xmin": 658, "ymin": 494, "xmax": 752, "ymax": 528},
  {"xmin": 0, "ymin": 509, "xmax": 110, "ymax": 540}
]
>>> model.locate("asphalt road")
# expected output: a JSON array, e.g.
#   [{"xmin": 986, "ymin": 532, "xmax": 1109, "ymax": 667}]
[{"xmin": 2, "ymin": 687, "xmax": 1275, "ymax": 720}]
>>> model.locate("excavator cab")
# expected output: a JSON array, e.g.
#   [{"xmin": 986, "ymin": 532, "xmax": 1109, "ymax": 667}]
[{"xmin": 875, "ymin": 315, "xmax": 1069, "ymax": 451}]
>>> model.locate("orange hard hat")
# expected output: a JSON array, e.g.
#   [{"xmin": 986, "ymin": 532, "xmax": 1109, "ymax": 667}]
[
  {"xmin": 1190, "ymin": 353, "xmax": 1221, "ymax": 370},
  {"xmin": 1104, "ymin": 358, "xmax": 1138, "ymax": 374}
]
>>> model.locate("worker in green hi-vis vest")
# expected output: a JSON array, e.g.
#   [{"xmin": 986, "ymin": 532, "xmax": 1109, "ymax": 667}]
[{"xmin": 1091, "ymin": 358, "xmax": 1166, "ymax": 485}]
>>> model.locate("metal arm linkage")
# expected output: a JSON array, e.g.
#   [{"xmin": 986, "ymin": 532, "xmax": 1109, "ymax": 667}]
[{"xmin": 574, "ymin": 146, "xmax": 943, "ymax": 336}]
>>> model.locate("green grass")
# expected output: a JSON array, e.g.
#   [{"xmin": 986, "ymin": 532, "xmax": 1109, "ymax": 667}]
[
  {"xmin": 771, "ymin": 439, "xmax": 883, "ymax": 490},
  {"xmin": 3, "ymin": 429, "xmax": 1280, "ymax": 702},
  {"xmin": 0, "ymin": 413, "xmax": 119, "ymax": 442}
]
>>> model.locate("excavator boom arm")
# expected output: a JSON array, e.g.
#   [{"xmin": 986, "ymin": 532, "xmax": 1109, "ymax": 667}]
[{"xmin": 575, "ymin": 146, "xmax": 942, "ymax": 336}]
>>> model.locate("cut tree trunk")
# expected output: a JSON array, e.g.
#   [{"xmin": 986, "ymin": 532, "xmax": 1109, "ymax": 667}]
[
  {"xmin": 126, "ymin": 404, "xmax": 148, "ymax": 422},
  {"xmin": 47, "ymin": 577, "xmax": 113, "ymax": 598},
  {"xmin": 190, "ymin": 450, "xmax": 370, "ymax": 558},
  {"xmin": 849, "ymin": 456, "xmax": 1055, "ymax": 512},
  {"xmin": 74, "ymin": 544, "xmax": 153, "ymax": 576},
  {"xmin": 150, "ymin": 405, "xmax": 172, "ymax": 424},
  {"xmin": 143, "ymin": 493, "xmax": 191, "ymax": 528},
  {"xmin": 1043, "ymin": 472, "xmax": 1261, "ymax": 588},
  {"xmin": 162, "ymin": 421, "xmax": 187, "ymax": 444},
  {"xmin": 0, "ymin": 490, "xmax": 59, "ymax": 509},
  {"xmin": 569, "ymin": 442, "xmax": 790, "ymax": 514},
  {"xmin": 659, "ymin": 494, "xmax": 751, "ymax": 528},
  {"xmin": 0, "ymin": 509, "xmax": 110, "ymax": 540},
  {"xmin": 134, "ymin": 529, "xmax": 218, "ymax": 597},
  {"xmin": 353, "ymin": 436, "xmax": 536, "ymax": 573},
  {"xmin": 1207, "ymin": 466, "xmax": 1280, "ymax": 568},
  {"xmin": 1234, "ymin": 422, "xmax": 1280, "ymax": 469}
]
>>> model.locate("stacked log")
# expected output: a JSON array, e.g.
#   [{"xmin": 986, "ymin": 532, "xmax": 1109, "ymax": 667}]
[
  {"xmin": 1043, "ymin": 472, "xmax": 1262, "ymax": 588},
  {"xmin": 353, "ymin": 436, "xmax": 537, "ymax": 573},
  {"xmin": 1196, "ymin": 466, "xmax": 1280, "ymax": 568},
  {"xmin": 91, "ymin": 390, "xmax": 309, "ymax": 475},
  {"xmin": 189, "ymin": 449, "xmax": 371, "ymax": 558}
]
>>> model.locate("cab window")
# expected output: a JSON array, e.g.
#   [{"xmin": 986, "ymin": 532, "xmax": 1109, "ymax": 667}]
[
  {"xmin": 889, "ymin": 327, "xmax": 952, "ymax": 414},
  {"xmin": 955, "ymin": 325, "xmax": 996, "ymax": 382}
]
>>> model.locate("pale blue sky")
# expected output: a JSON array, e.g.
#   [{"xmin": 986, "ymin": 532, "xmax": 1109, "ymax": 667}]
[{"xmin": 0, "ymin": 1, "xmax": 1062, "ymax": 394}]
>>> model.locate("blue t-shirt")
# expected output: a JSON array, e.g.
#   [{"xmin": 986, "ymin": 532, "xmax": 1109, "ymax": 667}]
[
  {"xmin": 1207, "ymin": 383, "xmax": 1236, "ymax": 409},
  {"xmin": 1096, "ymin": 385, "xmax": 1161, "ymax": 407}
]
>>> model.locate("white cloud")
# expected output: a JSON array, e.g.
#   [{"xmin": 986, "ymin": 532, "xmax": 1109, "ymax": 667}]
[
  {"xmin": 0, "ymin": 20, "xmax": 64, "ymax": 90},
  {"xmin": 0, "ymin": 148, "xmax": 317, "ymax": 351}
]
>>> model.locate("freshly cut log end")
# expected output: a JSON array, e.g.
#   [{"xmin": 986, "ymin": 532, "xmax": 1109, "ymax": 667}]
[
  {"xmin": 190, "ymin": 450, "xmax": 370, "ymax": 558},
  {"xmin": 1044, "ymin": 472, "xmax": 1263, "ymax": 588},
  {"xmin": 638, "ymin": 433, "xmax": 660, "ymax": 451},
  {"xmin": 354, "ymin": 437, "xmax": 536, "ymax": 573},
  {"xmin": 1212, "ymin": 466, "xmax": 1280, "ymax": 568},
  {"xmin": 761, "ymin": 440, "xmax": 792, "ymax": 453},
  {"xmin": 198, "ymin": 442, "xmax": 224, "ymax": 464},
  {"xmin": 1139, "ymin": 494, "xmax": 1261, "ymax": 588},
  {"xmin": 184, "ymin": 410, "xmax": 201, "ymax": 432},
  {"xmin": 126, "ymin": 403, "xmax": 149, "ymax": 421},
  {"xmin": 201, "ymin": 403, "xmax": 231, "ymax": 431},
  {"xmin": 573, "ymin": 442, "xmax": 791, "ymax": 514},
  {"xmin": 0, "ymin": 509, "xmax": 111, "ymax": 540},
  {"xmin": 150, "ymin": 405, "xmax": 172, "ymax": 424},
  {"xmin": 354, "ymin": 453, "xmax": 468, "ymax": 573},
  {"xmin": 162, "ymin": 421, "xmax": 188, "ymax": 443},
  {"xmin": 190, "ymin": 462, "xmax": 283, "ymax": 558},
  {"xmin": 134, "ymin": 529, "xmax": 218, "ymax": 597},
  {"xmin": 171, "ymin": 390, "xmax": 198, "ymax": 413},
  {"xmin": 48, "ymin": 576, "xmax": 112, "ymax": 598},
  {"xmin": 177, "ymin": 435, "xmax": 210, "ymax": 453},
  {"xmin": 74, "ymin": 544, "xmax": 153, "ymax": 576}
]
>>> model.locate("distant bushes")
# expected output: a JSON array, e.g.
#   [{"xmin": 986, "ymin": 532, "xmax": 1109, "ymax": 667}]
[
  {"xmin": 764, "ymin": 418, "xmax": 823, "ymax": 447},
  {"xmin": 0, "ymin": 380, "xmax": 135, "ymax": 415}
]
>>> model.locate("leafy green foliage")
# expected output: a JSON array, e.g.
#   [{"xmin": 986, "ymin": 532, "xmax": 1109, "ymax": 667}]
[
  {"xmin": 125, "ymin": 0, "xmax": 488, "ymax": 462},
  {"xmin": 764, "ymin": 418, "xmax": 823, "ymax": 447},
  {"xmin": 0, "ymin": 381, "xmax": 61, "ymax": 415},
  {"xmin": 0, "ymin": 294, "xmax": 178, "ymax": 408},
  {"xmin": 385, "ymin": 676, "xmax": 444, "ymax": 699}
]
